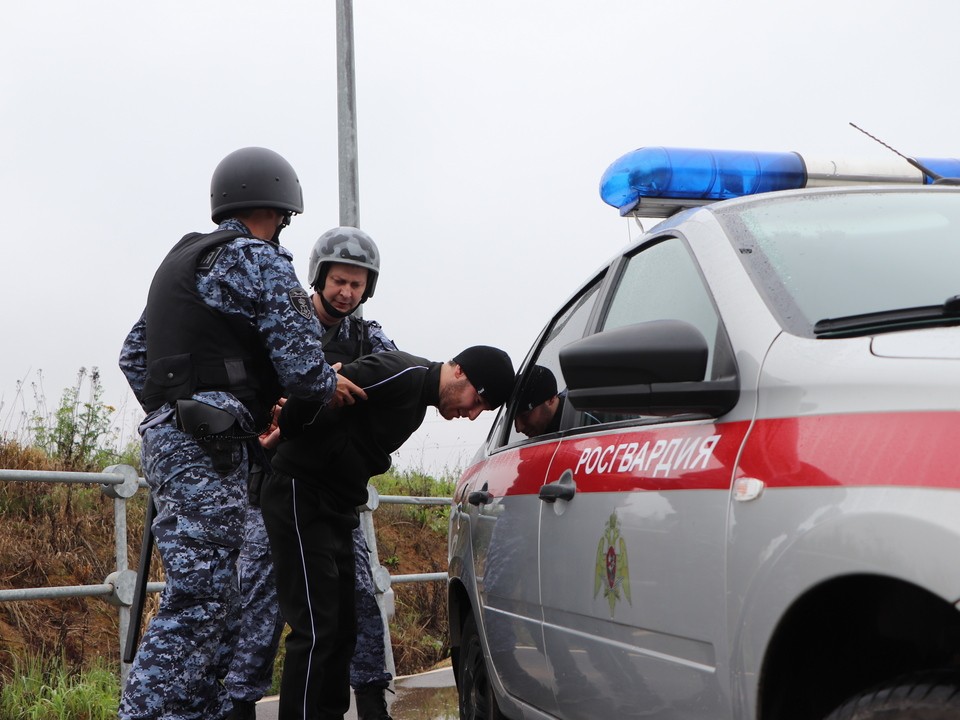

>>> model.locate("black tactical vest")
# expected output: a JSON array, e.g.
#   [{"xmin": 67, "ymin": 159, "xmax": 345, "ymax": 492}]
[
  {"xmin": 321, "ymin": 318, "xmax": 373, "ymax": 366},
  {"xmin": 141, "ymin": 230, "xmax": 283, "ymax": 427}
]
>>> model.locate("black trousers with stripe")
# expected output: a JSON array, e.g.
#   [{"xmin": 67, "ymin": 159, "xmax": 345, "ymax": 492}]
[{"xmin": 261, "ymin": 471, "xmax": 357, "ymax": 720}]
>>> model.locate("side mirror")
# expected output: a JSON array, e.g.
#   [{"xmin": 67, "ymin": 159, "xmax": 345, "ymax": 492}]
[{"xmin": 559, "ymin": 320, "xmax": 739, "ymax": 416}]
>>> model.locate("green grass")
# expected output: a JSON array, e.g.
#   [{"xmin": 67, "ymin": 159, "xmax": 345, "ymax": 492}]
[
  {"xmin": 371, "ymin": 467, "xmax": 456, "ymax": 535},
  {"xmin": 0, "ymin": 654, "xmax": 118, "ymax": 720}
]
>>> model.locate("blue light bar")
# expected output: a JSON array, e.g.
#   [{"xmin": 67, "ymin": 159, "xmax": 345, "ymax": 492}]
[
  {"xmin": 600, "ymin": 147, "xmax": 805, "ymax": 215},
  {"xmin": 600, "ymin": 146, "xmax": 960, "ymax": 217},
  {"xmin": 916, "ymin": 157, "xmax": 960, "ymax": 184}
]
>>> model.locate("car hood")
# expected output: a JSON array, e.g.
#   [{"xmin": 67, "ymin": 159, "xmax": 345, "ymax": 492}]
[{"xmin": 871, "ymin": 326, "xmax": 960, "ymax": 360}]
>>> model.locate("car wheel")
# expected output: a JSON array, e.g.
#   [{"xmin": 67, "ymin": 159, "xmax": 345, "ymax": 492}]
[
  {"xmin": 824, "ymin": 672, "xmax": 960, "ymax": 720},
  {"xmin": 458, "ymin": 613, "xmax": 506, "ymax": 720}
]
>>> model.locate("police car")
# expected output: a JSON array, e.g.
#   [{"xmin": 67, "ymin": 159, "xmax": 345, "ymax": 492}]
[{"xmin": 447, "ymin": 146, "xmax": 960, "ymax": 720}]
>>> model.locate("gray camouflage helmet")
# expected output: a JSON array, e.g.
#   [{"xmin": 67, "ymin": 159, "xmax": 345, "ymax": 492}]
[
  {"xmin": 210, "ymin": 147, "xmax": 304, "ymax": 223},
  {"xmin": 308, "ymin": 226, "xmax": 381, "ymax": 302}
]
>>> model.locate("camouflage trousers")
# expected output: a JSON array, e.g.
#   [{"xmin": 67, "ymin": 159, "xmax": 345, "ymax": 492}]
[
  {"xmin": 119, "ymin": 422, "xmax": 247, "ymax": 720},
  {"xmin": 224, "ymin": 509, "xmax": 392, "ymax": 702}
]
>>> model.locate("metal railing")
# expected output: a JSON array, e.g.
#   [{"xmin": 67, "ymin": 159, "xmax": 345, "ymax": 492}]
[{"xmin": 0, "ymin": 465, "xmax": 451, "ymax": 688}]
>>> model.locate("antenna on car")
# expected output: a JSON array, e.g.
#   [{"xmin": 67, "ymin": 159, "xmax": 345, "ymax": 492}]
[{"xmin": 849, "ymin": 122, "xmax": 960, "ymax": 185}]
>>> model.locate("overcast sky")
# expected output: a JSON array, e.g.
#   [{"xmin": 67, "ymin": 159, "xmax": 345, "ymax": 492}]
[{"xmin": 2, "ymin": 1, "xmax": 958, "ymax": 476}]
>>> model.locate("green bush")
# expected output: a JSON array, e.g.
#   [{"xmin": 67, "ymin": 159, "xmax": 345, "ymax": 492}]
[{"xmin": 29, "ymin": 368, "xmax": 123, "ymax": 470}]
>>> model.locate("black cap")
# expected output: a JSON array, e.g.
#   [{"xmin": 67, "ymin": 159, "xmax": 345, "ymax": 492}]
[
  {"xmin": 517, "ymin": 365, "xmax": 558, "ymax": 412},
  {"xmin": 452, "ymin": 345, "xmax": 515, "ymax": 409}
]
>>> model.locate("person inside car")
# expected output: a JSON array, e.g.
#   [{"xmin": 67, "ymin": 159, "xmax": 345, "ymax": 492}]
[{"xmin": 514, "ymin": 365, "xmax": 565, "ymax": 438}]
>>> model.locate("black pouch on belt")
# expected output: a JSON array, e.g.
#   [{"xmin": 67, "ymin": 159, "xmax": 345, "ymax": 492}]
[
  {"xmin": 176, "ymin": 399, "xmax": 239, "ymax": 474},
  {"xmin": 247, "ymin": 462, "xmax": 265, "ymax": 506}
]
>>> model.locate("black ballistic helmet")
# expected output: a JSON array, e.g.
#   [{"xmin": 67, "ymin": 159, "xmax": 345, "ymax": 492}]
[{"xmin": 210, "ymin": 147, "xmax": 304, "ymax": 223}]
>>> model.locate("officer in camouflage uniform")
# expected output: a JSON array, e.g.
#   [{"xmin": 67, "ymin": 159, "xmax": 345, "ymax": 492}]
[
  {"xmin": 118, "ymin": 148, "xmax": 364, "ymax": 720},
  {"xmin": 225, "ymin": 226, "xmax": 397, "ymax": 720}
]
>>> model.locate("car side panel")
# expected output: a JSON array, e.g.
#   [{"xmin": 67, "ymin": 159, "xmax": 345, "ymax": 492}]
[{"xmin": 537, "ymin": 419, "xmax": 748, "ymax": 719}]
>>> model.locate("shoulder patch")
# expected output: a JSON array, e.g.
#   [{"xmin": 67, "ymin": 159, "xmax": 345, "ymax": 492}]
[
  {"xmin": 288, "ymin": 287, "xmax": 313, "ymax": 319},
  {"xmin": 197, "ymin": 246, "xmax": 225, "ymax": 272}
]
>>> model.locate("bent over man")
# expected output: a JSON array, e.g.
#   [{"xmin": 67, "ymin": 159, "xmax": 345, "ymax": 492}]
[
  {"xmin": 261, "ymin": 345, "xmax": 515, "ymax": 720},
  {"xmin": 118, "ymin": 148, "xmax": 363, "ymax": 720},
  {"xmin": 225, "ymin": 226, "xmax": 397, "ymax": 720}
]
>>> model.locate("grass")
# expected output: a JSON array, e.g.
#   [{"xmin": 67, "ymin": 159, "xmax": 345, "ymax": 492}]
[{"xmin": 0, "ymin": 654, "xmax": 118, "ymax": 720}]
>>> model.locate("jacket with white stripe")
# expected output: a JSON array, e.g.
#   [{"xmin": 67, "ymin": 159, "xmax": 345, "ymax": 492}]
[{"xmin": 272, "ymin": 350, "xmax": 441, "ymax": 513}]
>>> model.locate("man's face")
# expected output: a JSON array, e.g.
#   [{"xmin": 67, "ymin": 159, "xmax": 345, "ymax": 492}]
[
  {"xmin": 514, "ymin": 397, "xmax": 557, "ymax": 437},
  {"xmin": 321, "ymin": 263, "xmax": 369, "ymax": 315},
  {"xmin": 439, "ymin": 370, "xmax": 489, "ymax": 421}
]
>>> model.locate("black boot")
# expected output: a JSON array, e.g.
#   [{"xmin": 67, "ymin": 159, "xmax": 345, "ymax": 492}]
[
  {"xmin": 225, "ymin": 699, "xmax": 257, "ymax": 720},
  {"xmin": 354, "ymin": 686, "xmax": 392, "ymax": 720}
]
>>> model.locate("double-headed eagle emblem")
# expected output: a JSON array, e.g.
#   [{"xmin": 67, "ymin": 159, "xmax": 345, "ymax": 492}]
[{"xmin": 594, "ymin": 512, "xmax": 631, "ymax": 616}]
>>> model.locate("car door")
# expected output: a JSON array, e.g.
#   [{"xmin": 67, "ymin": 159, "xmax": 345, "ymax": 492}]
[
  {"xmin": 467, "ymin": 277, "xmax": 606, "ymax": 715},
  {"xmin": 537, "ymin": 236, "xmax": 745, "ymax": 719}
]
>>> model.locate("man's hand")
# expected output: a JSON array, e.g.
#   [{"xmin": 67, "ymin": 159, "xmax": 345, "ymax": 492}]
[
  {"xmin": 259, "ymin": 398, "xmax": 285, "ymax": 449},
  {"xmin": 330, "ymin": 373, "xmax": 367, "ymax": 408}
]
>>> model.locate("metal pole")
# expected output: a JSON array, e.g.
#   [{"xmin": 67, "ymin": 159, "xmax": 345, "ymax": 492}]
[
  {"xmin": 336, "ymin": 0, "xmax": 360, "ymax": 228},
  {"xmin": 115, "ymin": 495, "xmax": 132, "ymax": 688}
]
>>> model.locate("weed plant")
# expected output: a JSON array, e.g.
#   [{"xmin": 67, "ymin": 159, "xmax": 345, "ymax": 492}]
[{"xmin": 1, "ymin": 368, "xmax": 141, "ymax": 472}]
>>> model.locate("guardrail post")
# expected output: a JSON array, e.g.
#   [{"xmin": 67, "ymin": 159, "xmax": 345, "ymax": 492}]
[
  {"xmin": 101, "ymin": 464, "xmax": 141, "ymax": 687},
  {"xmin": 359, "ymin": 483, "xmax": 397, "ymax": 682}
]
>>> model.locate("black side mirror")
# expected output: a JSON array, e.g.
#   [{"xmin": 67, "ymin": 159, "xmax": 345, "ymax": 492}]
[{"xmin": 559, "ymin": 320, "xmax": 738, "ymax": 416}]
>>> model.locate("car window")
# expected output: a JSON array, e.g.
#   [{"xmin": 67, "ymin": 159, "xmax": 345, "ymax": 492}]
[
  {"xmin": 584, "ymin": 236, "xmax": 732, "ymax": 424},
  {"xmin": 501, "ymin": 278, "xmax": 604, "ymax": 446},
  {"xmin": 602, "ymin": 237, "xmax": 719, "ymax": 373}
]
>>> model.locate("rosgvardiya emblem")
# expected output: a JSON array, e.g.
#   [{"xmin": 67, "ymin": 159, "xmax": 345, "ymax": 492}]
[{"xmin": 594, "ymin": 512, "xmax": 631, "ymax": 616}]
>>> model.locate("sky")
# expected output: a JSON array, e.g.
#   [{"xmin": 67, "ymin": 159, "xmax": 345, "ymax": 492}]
[{"xmin": 2, "ymin": 0, "xmax": 959, "ymax": 476}]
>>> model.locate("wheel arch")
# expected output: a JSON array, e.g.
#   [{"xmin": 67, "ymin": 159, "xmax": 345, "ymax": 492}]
[
  {"xmin": 758, "ymin": 574, "xmax": 960, "ymax": 720},
  {"xmin": 729, "ymin": 501, "xmax": 960, "ymax": 720}
]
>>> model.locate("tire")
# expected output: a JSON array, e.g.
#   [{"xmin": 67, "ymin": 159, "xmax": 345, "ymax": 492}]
[
  {"xmin": 458, "ymin": 613, "xmax": 506, "ymax": 720},
  {"xmin": 824, "ymin": 672, "xmax": 960, "ymax": 720}
]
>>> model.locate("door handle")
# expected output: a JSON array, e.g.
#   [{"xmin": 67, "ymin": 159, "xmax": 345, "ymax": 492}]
[
  {"xmin": 468, "ymin": 483, "xmax": 492, "ymax": 506},
  {"xmin": 539, "ymin": 470, "xmax": 576, "ymax": 503}
]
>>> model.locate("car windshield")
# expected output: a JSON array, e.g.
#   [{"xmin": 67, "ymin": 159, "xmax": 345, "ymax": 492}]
[{"xmin": 715, "ymin": 189, "xmax": 960, "ymax": 337}]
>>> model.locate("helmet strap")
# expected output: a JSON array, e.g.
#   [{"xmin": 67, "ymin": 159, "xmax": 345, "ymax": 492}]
[{"xmin": 269, "ymin": 211, "xmax": 292, "ymax": 245}]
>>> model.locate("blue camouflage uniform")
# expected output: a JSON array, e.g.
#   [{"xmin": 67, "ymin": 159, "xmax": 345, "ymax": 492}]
[
  {"xmin": 224, "ymin": 311, "xmax": 396, "ymax": 705},
  {"xmin": 119, "ymin": 219, "xmax": 338, "ymax": 720}
]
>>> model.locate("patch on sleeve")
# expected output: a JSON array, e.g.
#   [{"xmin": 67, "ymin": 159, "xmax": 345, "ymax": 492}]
[
  {"xmin": 197, "ymin": 246, "xmax": 224, "ymax": 272},
  {"xmin": 288, "ymin": 287, "xmax": 313, "ymax": 319}
]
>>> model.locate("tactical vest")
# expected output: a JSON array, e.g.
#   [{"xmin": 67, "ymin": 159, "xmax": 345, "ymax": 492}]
[
  {"xmin": 321, "ymin": 318, "xmax": 373, "ymax": 366},
  {"xmin": 141, "ymin": 230, "xmax": 282, "ymax": 427}
]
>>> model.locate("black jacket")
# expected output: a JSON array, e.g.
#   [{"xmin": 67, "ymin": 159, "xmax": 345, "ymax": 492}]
[{"xmin": 272, "ymin": 351, "xmax": 441, "ymax": 512}]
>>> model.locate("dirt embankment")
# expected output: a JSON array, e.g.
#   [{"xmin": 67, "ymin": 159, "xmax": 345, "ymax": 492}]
[{"xmin": 0, "ymin": 469, "xmax": 449, "ymax": 678}]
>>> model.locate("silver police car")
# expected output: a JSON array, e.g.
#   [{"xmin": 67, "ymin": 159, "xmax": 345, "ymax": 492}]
[{"xmin": 447, "ymin": 147, "xmax": 960, "ymax": 720}]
